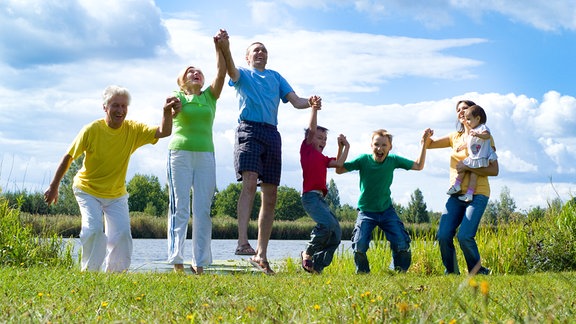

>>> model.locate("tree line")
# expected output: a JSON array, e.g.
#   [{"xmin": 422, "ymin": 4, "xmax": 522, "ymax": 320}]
[{"xmin": 1, "ymin": 157, "xmax": 553, "ymax": 226}]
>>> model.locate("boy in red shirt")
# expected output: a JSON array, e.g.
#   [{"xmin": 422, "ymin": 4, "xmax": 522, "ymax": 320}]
[{"xmin": 299, "ymin": 104, "xmax": 350, "ymax": 273}]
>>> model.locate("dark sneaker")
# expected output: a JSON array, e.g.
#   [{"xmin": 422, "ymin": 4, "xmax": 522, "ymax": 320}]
[{"xmin": 477, "ymin": 266, "xmax": 491, "ymax": 275}]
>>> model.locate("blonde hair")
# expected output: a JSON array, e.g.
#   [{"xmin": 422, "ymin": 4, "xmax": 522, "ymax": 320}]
[
  {"xmin": 176, "ymin": 66, "xmax": 204, "ymax": 91},
  {"xmin": 372, "ymin": 129, "xmax": 393, "ymax": 144}
]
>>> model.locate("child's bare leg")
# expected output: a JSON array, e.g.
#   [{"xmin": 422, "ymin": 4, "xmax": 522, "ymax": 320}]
[
  {"xmin": 447, "ymin": 171, "xmax": 465, "ymax": 195},
  {"xmin": 459, "ymin": 172, "xmax": 476, "ymax": 202}
]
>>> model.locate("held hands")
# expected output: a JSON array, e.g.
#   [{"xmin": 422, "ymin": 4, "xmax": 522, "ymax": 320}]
[
  {"xmin": 308, "ymin": 95, "xmax": 322, "ymax": 110},
  {"xmin": 421, "ymin": 128, "xmax": 433, "ymax": 147},
  {"xmin": 214, "ymin": 29, "xmax": 229, "ymax": 50},
  {"xmin": 337, "ymin": 134, "xmax": 349, "ymax": 148},
  {"xmin": 165, "ymin": 96, "xmax": 182, "ymax": 117}
]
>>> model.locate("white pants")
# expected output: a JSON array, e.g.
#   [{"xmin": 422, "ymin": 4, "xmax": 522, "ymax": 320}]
[
  {"xmin": 74, "ymin": 188, "xmax": 132, "ymax": 272},
  {"xmin": 167, "ymin": 150, "xmax": 215, "ymax": 267}
]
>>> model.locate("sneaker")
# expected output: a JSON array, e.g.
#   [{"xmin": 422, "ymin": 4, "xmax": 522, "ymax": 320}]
[
  {"xmin": 447, "ymin": 184, "xmax": 461, "ymax": 195},
  {"xmin": 458, "ymin": 193, "xmax": 473, "ymax": 202},
  {"xmin": 477, "ymin": 266, "xmax": 491, "ymax": 275}
]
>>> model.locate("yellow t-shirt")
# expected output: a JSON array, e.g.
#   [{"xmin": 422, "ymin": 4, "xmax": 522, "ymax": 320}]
[
  {"xmin": 68, "ymin": 119, "xmax": 159, "ymax": 198},
  {"xmin": 448, "ymin": 131, "xmax": 495, "ymax": 197}
]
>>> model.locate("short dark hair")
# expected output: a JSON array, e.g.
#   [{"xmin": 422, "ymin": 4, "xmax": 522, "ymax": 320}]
[
  {"xmin": 467, "ymin": 105, "xmax": 487, "ymax": 124},
  {"xmin": 304, "ymin": 126, "xmax": 328, "ymax": 138}
]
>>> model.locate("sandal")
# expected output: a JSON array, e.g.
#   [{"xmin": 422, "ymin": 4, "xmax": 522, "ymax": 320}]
[
  {"xmin": 248, "ymin": 257, "xmax": 275, "ymax": 275},
  {"xmin": 300, "ymin": 251, "xmax": 316, "ymax": 273},
  {"xmin": 235, "ymin": 244, "xmax": 256, "ymax": 256},
  {"xmin": 190, "ymin": 265, "xmax": 203, "ymax": 275}
]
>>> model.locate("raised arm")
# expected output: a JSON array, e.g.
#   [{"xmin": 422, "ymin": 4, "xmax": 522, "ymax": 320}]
[
  {"xmin": 44, "ymin": 154, "xmax": 73, "ymax": 205},
  {"xmin": 329, "ymin": 134, "xmax": 350, "ymax": 168},
  {"xmin": 210, "ymin": 30, "xmax": 228, "ymax": 99},
  {"xmin": 217, "ymin": 29, "xmax": 240, "ymax": 83},
  {"xmin": 411, "ymin": 128, "xmax": 433, "ymax": 170},
  {"xmin": 155, "ymin": 96, "xmax": 180, "ymax": 138},
  {"xmin": 305, "ymin": 106, "xmax": 319, "ymax": 144}
]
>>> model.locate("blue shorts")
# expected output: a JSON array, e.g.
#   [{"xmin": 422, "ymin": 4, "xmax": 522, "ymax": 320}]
[{"xmin": 234, "ymin": 121, "xmax": 282, "ymax": 185}]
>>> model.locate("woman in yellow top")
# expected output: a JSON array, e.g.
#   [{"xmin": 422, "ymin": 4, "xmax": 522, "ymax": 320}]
[
  {"xmin": 44, "ymin": 85, "xmax": 180, "ymax": 272},
  {"xmin": 427, "ymin": 100, "xmax": 499, "ymax": 275}
]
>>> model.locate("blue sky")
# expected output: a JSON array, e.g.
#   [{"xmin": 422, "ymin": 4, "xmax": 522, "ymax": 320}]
[{"xmin": 1, "ymin": 0, "xmax": 575, "ymax": 212}]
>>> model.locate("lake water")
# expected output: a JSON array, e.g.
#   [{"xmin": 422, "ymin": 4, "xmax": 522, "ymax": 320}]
[{"xmin": 65, "ymin": 239, "xmax": 353, "ymax": 272}]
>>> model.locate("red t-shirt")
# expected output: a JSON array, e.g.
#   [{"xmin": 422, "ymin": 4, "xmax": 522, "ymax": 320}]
[{"xmin": 300, "ymin": 139, "xmax": 335, "ymax": 196}]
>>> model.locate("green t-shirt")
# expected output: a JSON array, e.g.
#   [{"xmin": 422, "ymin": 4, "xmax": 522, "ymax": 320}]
[
  {"xmin": 343, "ymin": 153, "xmax": 414, "ymax": 212},
  {"xmin": 168, "ymin": 88, "xmax": 216, "ymax": 152}
]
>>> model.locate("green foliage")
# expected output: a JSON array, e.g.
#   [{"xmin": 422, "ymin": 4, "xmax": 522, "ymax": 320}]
[
  {"xmin": 50, "ymin": 156, "xmax": 82, "ymax": 215},
  {"xmin": 335, "ymin": 203, "xmax": 357, "ymax": 222},
  {"xmin": 126, "ymin": 174, "xmax": 167, "ymax": 217},
  {"xmin": 213, "ymin": 183, "xmax": 260, "ymax": 219},
  {"xmin": 325, "ymin": 178, "xmax": 341, "ymax": 211},
  {"xmin": 405, "ymin": 188, "xmax": 429, "ymax": 223},
  {"xmin": 275, "ymin": 185, "xmax": 305, "ymax": 221},
  {"xmin": 0, "ymin": 196, "xmax": 74, "ymax": 267}
]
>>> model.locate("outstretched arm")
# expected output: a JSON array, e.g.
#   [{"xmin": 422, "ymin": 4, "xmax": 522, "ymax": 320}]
[
  {"xmin": 305, "ymin": 106, "xmax": 319, "ymax": 144},
  {"xmin": 411, "ymin": 128, "xmax": 433, "ymax": 170},
  {"xmin": 217, "ymin": 29, "xmax": 240, "ymax": 83},
  {"xmin": 44, "ymin": 154, "xmax": 73, "ymax": 206},
  {"xmin": 286, "ymin": 93, "xmax": 322, "ymax": 109}
]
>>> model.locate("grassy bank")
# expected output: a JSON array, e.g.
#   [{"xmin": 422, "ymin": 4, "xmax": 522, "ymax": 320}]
[
  {"xmin": 2, "ymin": 265, "xmax": 576, "ymax": 322},
  {"xmin": 21, "ymin": 212, "xmax": 437, "ymax": 240}
]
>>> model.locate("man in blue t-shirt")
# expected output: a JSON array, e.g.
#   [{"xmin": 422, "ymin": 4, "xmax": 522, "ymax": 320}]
[{"xmin": 217, "ymin": 29, "xmax": 321, "ymax": 274}]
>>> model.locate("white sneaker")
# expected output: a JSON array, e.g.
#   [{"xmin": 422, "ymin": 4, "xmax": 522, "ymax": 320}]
[
  {"xmin": 447, "ymin": 184, "xmax": 461, "ymax": 195},
  {"xmin": 458, "ymin": 193, "xmax": 473, "ymax": 202}
]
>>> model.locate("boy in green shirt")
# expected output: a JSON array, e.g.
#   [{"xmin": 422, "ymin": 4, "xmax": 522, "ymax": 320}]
[{"xmin": 336, "ymin": 128, "xmax": 431, "ymax": 273}]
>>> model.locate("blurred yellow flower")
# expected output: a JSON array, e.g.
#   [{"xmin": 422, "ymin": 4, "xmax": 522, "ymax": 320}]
[
  {"xmin": 313, "ymin": 304, "xmax": 320, "ymax": 310},
  {"xmin": 397, "ymin": 301, "xmax": 409, "ymax": 313},
  {"xmin": 101, "ymin": 301, "xmax": 109, "ymax": 308},
  {"xmin": 37, "ymin": 292, "xmax": 44, "ymax": 297},
  {"xmin": 245, "ymin": 306, "xmax": 256, "ymax": 313},
  {"xmin": 480, "ymin": 281, "xmax": 490, "ymax": 296}
]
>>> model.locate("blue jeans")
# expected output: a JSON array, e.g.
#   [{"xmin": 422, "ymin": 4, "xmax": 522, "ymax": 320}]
[
  {"xmin": 351, "ymin": 207, "xmax": 411, "ymax": 273},
  {"xmin": 437, "ymin": 194, "xmax": 489, "ymax": 274},
  {"xmin": 301, "ymin": 192, "xmax": 341, "ymax": 273}
]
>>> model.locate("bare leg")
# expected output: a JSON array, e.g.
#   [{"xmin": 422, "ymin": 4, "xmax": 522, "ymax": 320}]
[
  {"xmin": 254, "ymin": 183, "xmax": 278, "ymax": 262},
  {"xmin": 237, "ymin": 171, "xmax": 258, "ymax": 248}
]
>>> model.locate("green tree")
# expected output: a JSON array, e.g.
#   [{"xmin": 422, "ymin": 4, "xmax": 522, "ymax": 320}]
[
  {"xmin": 497, "ymin": 186, "xmax": 516, "ymax": 223},
  {"xmin": 325, "ymin": 179, "xmax": 341, "ymax": 212},
  {"xmin": 126, "ymin": 174, "xmax": 167, "ymax": 217},
  {"xmin": 405, "ymin": 188, "xmax": 429, "ymax": 223},
  {"xmin": 51, "ymin": 156, "xmax": 82, "ymax": 215},
  {"xmin": 335, "ymin": 203, "xmax": 357, "ymax": 222},
  {"xmin": 275, "ymin": 185, "xmax": 305, "ymax": 221},
  {"xmin": 483, "ymin": 200, "xmax": 498, "ymax": 226},
  {"xmin": 213, "ymin": 183, "xmax": 260, "ymax": 219}
]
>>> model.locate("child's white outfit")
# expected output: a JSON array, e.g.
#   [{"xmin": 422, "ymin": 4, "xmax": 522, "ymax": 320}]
[
  {"xmin": 463, "ymin": 124, "xmax": 498, "ymax": 169},
  {"xmin": 447, "ymin": 124, "xmax": 498, "ymax": 202}
]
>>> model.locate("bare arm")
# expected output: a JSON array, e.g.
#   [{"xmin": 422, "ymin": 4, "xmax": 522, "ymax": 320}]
[
  {"xmin": 217, "ymin": 29, "xmax": 239, "ymax": 83},
  {"xmin": 305, "ymin": 106, "xmax": 319, "ymax": 144},
  {"xmin": 411, "ymin": 128, "xmax": 432, "ymax": 170},
  {"xmin": 426, "ymin": 129, "xmax": 451, "ymax": 149},
  {"xmin": 210, "ymin": 31, "xmax": 227, "ymax": 99},
  {"xmin": 44, "ymin": 154, "xmax": 73, "ymax": 205},
  {"xmin": 329, "ymin": 135, "xmax": 350, "ymax": 168},
  {"xmin": 286, "ymin": 93, "xmax": 322, "ymax": 110},
  {"xmin": 457, "ymin": 159, "xmax": 499, "ymax": 176},
  {"xmin": 155, "ymin": 96, "xmax": 180, "ymax": 138},
  {"xmin": 470, "ymin": 129, "xmax": 491, "ymax": 140}
]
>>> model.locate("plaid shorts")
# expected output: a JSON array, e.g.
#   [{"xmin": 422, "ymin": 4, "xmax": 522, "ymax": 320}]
[{"xmin": 234, "ymin": 121, "xmax": 282, "ymax": 185}]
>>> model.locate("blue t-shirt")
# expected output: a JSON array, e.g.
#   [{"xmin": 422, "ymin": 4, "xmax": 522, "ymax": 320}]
[{"xmin": 229, "ymin": 66, "xmax": 293, "ymax": 126}]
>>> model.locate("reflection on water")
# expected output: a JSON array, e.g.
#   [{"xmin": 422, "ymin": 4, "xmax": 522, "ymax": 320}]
[{"xmin": 65, "ymin": 239, "xmax": 353, "ymax": 271}]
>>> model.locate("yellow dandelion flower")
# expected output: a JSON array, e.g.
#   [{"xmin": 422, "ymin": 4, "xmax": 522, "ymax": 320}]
[
  {"xmin": 351, "ymin": 303, "xmax": 357, "ymax": 309},
  {"xmin": 439, "ymin": 320, "xmax": 445, "ymax": 324},
  {"xmin": 360, "ymin": 293, "xmax": 365, "ymax": 298},
  {"xmin": 135, "ymin": 297, "xmax": 142, "ymax": 301},
  {"xmin": 245, "ymin": 306, "xmax": 256, "ymax": 313},
  {"xmin": 202, "ymin": 303, "xmax": 210, "ymax": 308},
  {"xmin": 413, "ymin": 304, "xmax": 419, "ymax": 309},
  {"xmin": 325, "ymin": 280, "xmax": 331, "ymax": 285},
  {"xmin": 449, "ymin": 319, "xmax": 457, "ymax": 324},
  {"xmin": 480, "ymin": 281, "xmax": 489, "ymax": 296},
  {"xmin": 101, "ymin": 301, "xmax": 109, "ymax": 308},
  {"xmin": 402, "ymin": 291, "xmax": 407, "ymax": 295},
  {"xmin": 313, "ymin": 304, "xmax": 320, "ymax": 311},
  {"xmin": 37, "ymin": 292, "xmax": 44, "ymax": 297},
  {"xmin": 186, "ymin": 314, "xmax": 194, "ymax": 320},
  {"xmin": 217, "ymin": 315, "xmax": 223, "ymax": 321},
  {"xmin": 370, "ymin": 299, "xmax": 376, "ymax": 303},
  {"xmin": 397, "ymin": 301, "xmax": 409, "ymax": 313},
  {"xmin": 377, "ymin": 295, "xmax": 383, "ymax": 301},
  {"xmin": 71, "ymin": 289, "xmax": 76, "ymax": 294},
  {"xmin": 469, "ymin": 278, "xmax": 478, "ymax": 288},
  {"xmin": 364, "ymin": 291, "xmax": 371, "ymax": 296}
]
